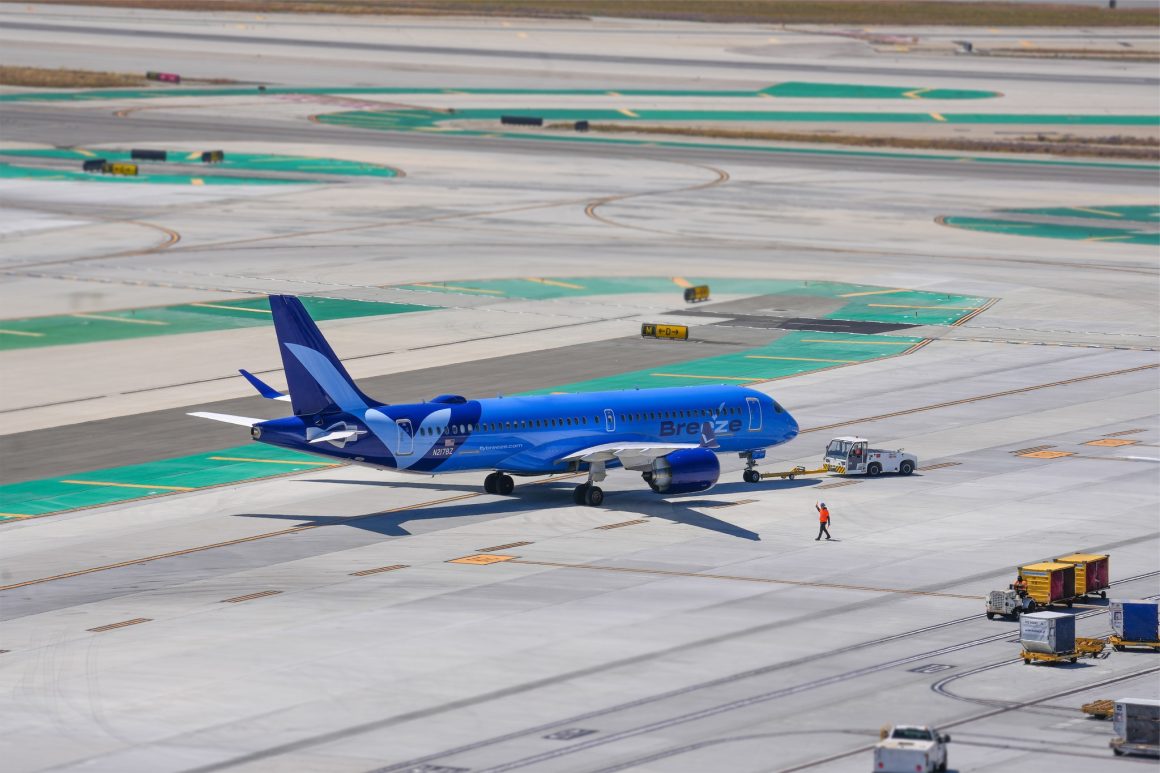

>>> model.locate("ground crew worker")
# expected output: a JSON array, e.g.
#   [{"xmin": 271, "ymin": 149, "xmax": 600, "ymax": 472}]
[
  {"xmin": 1013, "ymin": 575, "xmax": 1028, "ymax": 596},
  {"xmin": 816, "ymin": 501, "xmax": 832, "ymax": 540}
]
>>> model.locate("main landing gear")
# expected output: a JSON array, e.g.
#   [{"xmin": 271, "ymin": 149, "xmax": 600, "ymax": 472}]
[
  {"xmin": 484, "ymin": 472, "xmax": 514, "ymax": 496},
  {"xmin": 573, "ymin": 460, "xmax": 606, "ymax": 507}
]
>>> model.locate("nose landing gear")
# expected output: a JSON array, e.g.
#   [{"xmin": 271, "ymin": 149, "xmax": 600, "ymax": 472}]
[{"xmin": 740, "ymin": 450, "xmax": 764, "ymax": 483}]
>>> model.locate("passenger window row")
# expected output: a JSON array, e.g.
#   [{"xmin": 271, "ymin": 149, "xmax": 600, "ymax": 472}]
[{"xmin": 416, "ymin": 404, "xmax": 746, "ymax": 437}]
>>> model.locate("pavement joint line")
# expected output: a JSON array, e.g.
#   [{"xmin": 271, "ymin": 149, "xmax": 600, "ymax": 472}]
[
  {"xmin": 745, "ymin": 355, "xmax": 860, "ymax": 363},
  {"xmin": 802, "ymin": 363, "xmax": 1158, "ymax": 434},
  {"xmin": 869, "ymin": 304, "xmax": 980, "ymax": 310},
  {"xmin": 70, "ymin": 313, "xmax": 167, "ymax": 326},
  {"xmin": 837, "ymin": 288, "xmax": 907, "ymax": 298},
  {"xmin": 650, "ymin": 373, "xmax": 755, "ymax": 381},
  {"xmin": 0, "ymin": 475, "xmax": 585, "ymax": 592},
  {"xmin": 507, "ymin": 559, "xmax": 979, "ymax": 599},
  {"xmin": 207, "ymin": 456, "xmax": 338, "ymax": 466},
  {"xmin": 189, "ymin": 302, "xmax": 271, "ymax": 313},
  {"xmin": 59, "ymin": 479, "xmax": 196, "ymax": 491},
  {"xmin": 799, "ymin": 339, "xmax": 911, "ymax": 345}
]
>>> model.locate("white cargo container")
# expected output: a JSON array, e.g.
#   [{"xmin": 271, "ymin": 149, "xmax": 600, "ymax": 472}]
[
  {"xmin": 873, "ymin": 725, "xmax": 949, "ymax": 772},
  {"xmin": 1111, "ymin": 698, "xmax": 1160, "ymax": 758},
  {"xmin": 1019, "ymin": 611, "xmax": 1076, "ymax": 655}
]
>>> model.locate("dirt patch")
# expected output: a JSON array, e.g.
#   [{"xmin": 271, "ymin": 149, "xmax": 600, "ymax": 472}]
[
  {"xmin": 562, "ymin": 123, "xmax": 1160, "ymax": 160},
  {"xmin": 0, "ymin": 66, "xmax": 149, "ymax": 88},
  {"xmin": 28, "ymin": 1, "xmax": 1160, "ymax": 27}
]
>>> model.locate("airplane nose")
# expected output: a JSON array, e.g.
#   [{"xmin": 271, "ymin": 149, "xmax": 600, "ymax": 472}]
[{"xmin": 786, "ymin": 413, "xmax": 800, "ymax": 438}]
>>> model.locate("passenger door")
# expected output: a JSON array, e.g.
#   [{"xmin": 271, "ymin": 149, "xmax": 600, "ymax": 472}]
[
  {"xmin": 397, "ymin": 418, "xmax": 414, "ymax": 456},
  {"xmin": 604, "ymin": 408, "xmax": 616, "ymax": 433}
]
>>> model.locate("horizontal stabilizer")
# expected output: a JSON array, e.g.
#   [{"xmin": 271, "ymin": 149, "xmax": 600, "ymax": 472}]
[
  {"xmin": 188, "ymin": 411, "xmax": 262, "ymax": 427},
  {"xmin": 239, "ymin": 369, "xmax": 291, "ymax": 401},
  {"xmin": 308, "ymin": 429, "xmax": 360, "ymax": 444}
]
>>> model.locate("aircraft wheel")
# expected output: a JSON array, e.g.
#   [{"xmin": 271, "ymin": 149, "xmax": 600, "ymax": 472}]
[
  {"xmin": 743, "ymin": 469, "xmax": 760, "ymax": 484},
  {"xmin": 585, "ymin": 486, "xmax": 604, "ymax": 507},
  {"xmin": 573, "ymin": 484, "xmax": 589, "ymax": 505},
  {"xmin": 496, "ymin": 474, "xmax": 514, "ymax": 496},
  {"xmin": 484, "ymin": 472, "xmax": 498, "ymax": 494}
]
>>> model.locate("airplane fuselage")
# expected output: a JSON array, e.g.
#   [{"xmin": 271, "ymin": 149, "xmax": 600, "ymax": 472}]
[{"xmin": 252, "ymin": 384, "xmax": 797, "ymax": 476}]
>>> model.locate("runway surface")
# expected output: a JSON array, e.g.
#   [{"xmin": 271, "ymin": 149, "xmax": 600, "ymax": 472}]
[{"xmin": 0, "ymin": 4, "xmax": 1157, "ymax": 773}]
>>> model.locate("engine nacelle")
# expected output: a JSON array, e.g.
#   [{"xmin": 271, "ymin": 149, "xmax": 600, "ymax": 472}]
[{"xmin": 642, "ymin": 448, "xmax": 720, "ymax": 495}]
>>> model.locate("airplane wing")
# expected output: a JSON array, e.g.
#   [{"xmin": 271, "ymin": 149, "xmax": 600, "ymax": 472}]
[
  {"xmin": 557, "ymin": 442, "xmax": 703, "ymax": 470},
  {"xmin": 188, "ymin": 411, "xmax": 262, "ymax": 427}
]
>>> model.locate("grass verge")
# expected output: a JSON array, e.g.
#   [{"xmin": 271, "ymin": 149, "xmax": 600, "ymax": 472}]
[
  {"xmin": 0, "ymin": 66, "xmax": 151, "ymax": 88},
  {"xmin": 566, "ymin": 123, "xmax": 1160, "ymax": 160},
  {"xmin": 29, "ymin": 1, "xmax": 1160, "ymax": 27}
]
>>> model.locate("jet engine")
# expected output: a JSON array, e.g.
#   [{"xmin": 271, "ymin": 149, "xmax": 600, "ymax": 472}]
[{"xmin": 642, "ymin": 448, "xmax": 720, "ymax": 495}]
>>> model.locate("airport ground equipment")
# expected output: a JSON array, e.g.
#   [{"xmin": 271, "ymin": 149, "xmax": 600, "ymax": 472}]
[
  {"xmin": 81, "ymin": 158, "xmax": 106, "ymax": 173},
  {"xmin": 640, "ymin": 323, "xmax": 689, "ymax": 341},
  {"xmin": 1055, "ymin": 552, "xmax": 1110, "ymax": 598},
  {"xmin": 1018, "ymin": 561, "xmax": 1078, "ymax": 607},
  {"xmin": 130, "ymin": 149, "xmax": 167, "ymax": 162},
  {"xmin": 1110, "ymin": 599, "xmax": 1160, "ymax": 651},
  {"xmin": 201, "ymin": 150, "xmax": 225, "ymax": 164},
  {"xmin": 684, "ymin": 285, "xmax": 711, "ymax": 303},
  {"xmin": 146, "ymin": 70, "xmax": 181, "ymax": 83},
  {"xmin": 1022, "ymin": 637, "xmax": 1108, "ymax": 665},
  {"xmin": 757, "ymin": 464, "xmax": 828, "ymax": 481},
  {"xmin": 873, "ymin": 725, "xmax": 950, "ymax": 773},
  {"xmin": 1110, "ymin": 699, "xmax": 1159, "ymax": 758},
  {"xmin": 985, "ymin": 588, "xmax": 1037, "ymax": 619},
  {"xmin": 1083, "ymin": 699, "xmax": 1116, "ymax": 719},
  {"xmin": 822, "ymin": 437, "xmax": 916, "ymax": 476},
  {"xmin": 103, "ymin": 162, "xmax": 138, "ymax": 176}
]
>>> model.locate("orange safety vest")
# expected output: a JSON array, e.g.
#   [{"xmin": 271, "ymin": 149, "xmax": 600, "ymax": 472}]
[{"xmin": 818, "ymin": 506, "xmax": 830, "ymax": 523}]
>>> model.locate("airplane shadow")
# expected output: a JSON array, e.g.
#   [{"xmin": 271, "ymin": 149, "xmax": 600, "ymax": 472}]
[{"xmin": 238, "ymin": 475, "xmax": 772, "ymax": 540}]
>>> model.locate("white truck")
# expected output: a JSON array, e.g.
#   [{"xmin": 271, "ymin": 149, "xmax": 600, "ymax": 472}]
[
  {"xmin": 873, "ymin": 725, "xmax": 950, "ymax": 773},
  {"xmin": 824, "ymin": 437, "xmax": 917, "ymax": 477}
]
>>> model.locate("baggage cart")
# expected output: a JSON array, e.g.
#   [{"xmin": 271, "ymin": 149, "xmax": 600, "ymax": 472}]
[
  {"xmin": 1082, "ymin": 699, "xmax": 1115, "ymax": 719},
  {"xmin": 1055, "ymin": 553, "xmax": 1110, "ymax": 598},
  {"xmin": 1022, "ymin": 636, "xmax": 1107, "ymax": 665},
  {"xmin": 1109, "ymin": 635, "xmax": 1160, "ymax": 652},
  {"xmin": 1018, "ymin": 561, "xmax": 1078, "ymax": 607}
]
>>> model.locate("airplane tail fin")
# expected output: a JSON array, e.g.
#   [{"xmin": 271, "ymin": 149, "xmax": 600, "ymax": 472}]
[
  {"xmin": 699, "ymin": 421, "xmax": 720, "ymax": 450},
  {"xmin": 268, "ymin": 295, "xmax": 379, "ymax": 416}
]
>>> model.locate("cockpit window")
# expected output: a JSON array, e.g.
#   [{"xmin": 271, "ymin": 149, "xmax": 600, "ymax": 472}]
[{"xmin": 773, "ymin": 400, "xmax": 785, "ymax": 414}]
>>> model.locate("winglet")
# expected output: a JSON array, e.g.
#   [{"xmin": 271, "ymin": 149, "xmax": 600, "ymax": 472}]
[
  {"xmin": 239, "ymin": 369, "xmax": 291, "ymax": 401},
  {"xmin": 699, "ymin": 421, "xmax": 720, "ymax": 450}
]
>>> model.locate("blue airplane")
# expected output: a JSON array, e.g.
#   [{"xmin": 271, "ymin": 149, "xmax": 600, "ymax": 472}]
[{"xmin": 191, "ymin": 295, "xmax": 799, "ymax": 506}]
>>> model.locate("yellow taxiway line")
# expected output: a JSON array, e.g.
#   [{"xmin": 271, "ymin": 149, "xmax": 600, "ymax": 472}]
[
  {"xmin": 189, "ymin": 303, "xmax": 271, "ymax": 313},
  {"xmin": 71, "ymin": 313, "xmax": 167, "ymax": 326},
  {"xmin": 60, "ymin": 480, "xmax": 196, "ymax": 491}
]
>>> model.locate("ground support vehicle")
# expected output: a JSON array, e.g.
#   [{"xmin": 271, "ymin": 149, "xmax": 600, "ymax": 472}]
[
  {"xmin": 823, "ymin": 437, "xmax": 916, "ymax": 477},
  {"xmin": 1018, "ymin": 561, "xmax": 1079, "ymax": 607},
  {"xmin": 985, "ymin": 588, "xmax": 1037, "ymax": 620},
  {"xmin": 873, "ymin": 725, "xmax": 949, "ymax": 772},
  {"xmin": 1109, "ymin": 635, "xmax": 1160, "ymax": 652},
  {"xmin": 1083, "ymin": 699, "xmax": 1115, "ymax": 719},
  {"xmin": 1111, "ymin": 699, "xmax": 1159, "ymax": 758},
  {"xmin": 1022, "ymin": 637, "xmax": 1108, "ymax": 665},
  {"xmin": 756, "ymin": 464, "xmax": 827, "ymax": 481},
  {"xmin": 1055, "ymin": 552, "xmax": 1110, "ymax": 599}
]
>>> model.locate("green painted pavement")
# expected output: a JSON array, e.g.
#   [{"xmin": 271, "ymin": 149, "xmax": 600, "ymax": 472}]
[
  {"xmin": 0, "ymin": 443, "xmax": 340, "ymax": 519},
  {"xmin": 942, "ymin": 216, "xmax": 1159, "ymax": 245},
  {"xmin": 0, "ymin": 148, "xmax": 398, "ymax": 185},
  {"xmin": 0, "ymin": 296, "xmax": 433, "ymax": 351},
  {"xmin": 1000, "ymin": 204, "xmax": 1160, "ymax": 222},
  {"xmin": 521, "ymin": 330, "xmax": 924, "ymax": 395},
  {"xmin": 0, "ymin": 279, "xmax": 992, "ymax": 518},
  {"xmin": 0, "ymin": 82, "xmax": 999, "ymax": 102},
  {"xmin": 400, "ymin": 277, "xmax": 989, "ymax": 326},
  {"xmin": 317, "ymin": 110, "xmax": 1158, "ymax": 172},
  {"xmin": 324, "ymin": 107, "xmax": 1158, "ymax": 127}
]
